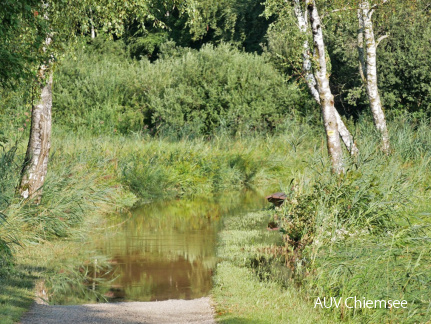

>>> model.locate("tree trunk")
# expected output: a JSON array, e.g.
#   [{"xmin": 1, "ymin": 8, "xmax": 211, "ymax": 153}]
[
  {"xmin": 293, "ymin": 0, "xmax": 358, "ymax": 156},
  {"xmin": 307, "ymin": 0, "xmax": 344, "ymax": 173},
  {"xmin": 90, "ymin": 8, "xmax": 96, "ymax": 39},
  {"xmin": 19, "ymin": 68, "xmax": 52, "ymax": 202},
  {"xmin": 358, "ymin": 0, "xmax": 390, "ymax": 153},
  {"xmin": 19, "ymin": 3, "xmax": 53, "ymax": 203},
  {"xmin": 91, "ymin": 23, "xmax": 96, "ymax": 39}
]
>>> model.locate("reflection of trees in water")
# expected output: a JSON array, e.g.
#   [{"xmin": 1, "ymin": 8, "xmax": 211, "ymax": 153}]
[
  {"xmin": 97, "ymin": 191, "xmax": 267, "ymax": 301},
  {"xmin": 115, "ymin": 256, "xmax": 213, "ymax": 301}
]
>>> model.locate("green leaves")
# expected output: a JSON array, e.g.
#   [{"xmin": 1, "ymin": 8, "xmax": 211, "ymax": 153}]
[
  {"xmin": 54, "ymin": 40, "xmax": 308, "ymax": 136},
  {"xmin": 0, "ymin": 0, "xmax": 47, "ymax": 87}
]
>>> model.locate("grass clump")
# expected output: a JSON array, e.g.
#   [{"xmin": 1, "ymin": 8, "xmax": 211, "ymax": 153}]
[{"xmin": 310, "ymin": 234, "xmax": 431, "ymax": 323}]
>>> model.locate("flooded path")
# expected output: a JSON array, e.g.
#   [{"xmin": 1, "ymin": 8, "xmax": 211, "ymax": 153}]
[
  {"xmin": 94, "ymin": 191, "xmax": 268, "ymax": 302},
  {"xmin": 21, "ymin": 191, "xmax": 270, "ymax": 323}
]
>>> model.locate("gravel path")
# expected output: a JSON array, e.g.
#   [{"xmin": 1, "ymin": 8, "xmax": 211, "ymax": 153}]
[{"xmin": 19, "ymin": 298, "xmax": 216, "ymax": 324}]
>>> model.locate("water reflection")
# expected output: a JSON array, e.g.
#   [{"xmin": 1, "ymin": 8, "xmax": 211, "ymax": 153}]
[{"xmin": 96, "ymin": 190, "xmax": 267, "ymax": 301}]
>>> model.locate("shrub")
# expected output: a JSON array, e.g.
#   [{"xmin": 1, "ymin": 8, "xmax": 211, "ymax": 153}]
[
  {"xmin": 146, "ymin": 43, "xmax": 304, "ymax": 135},
  {"xmin": 54, "ymin": 40, "xmax": 308, "ymax": 136}
]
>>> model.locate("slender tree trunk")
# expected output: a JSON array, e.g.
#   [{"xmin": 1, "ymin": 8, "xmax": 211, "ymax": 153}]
[
  {"xmin": 19, "ymin": 68, "xmax": 52, "ymax": 202},
  {"xmin": 293, "ymin": 0, "xmax": 358, "ymax": 156},
  {"xmin": 91, "ymin": 23, "xmax": 96, "ymax": 39},
  {"xmin": 19, "ymin": 3, "xmax": 53, "ymax": 203},
  {"xmin": 90, "ymin": 8, "xmax": 96, "ymax": 39},
  {"xmin": 358, "ymin": 0, "xmax": 390, "ymax": 153},
  {"xmin": 306, "ymin": 0, "xmax": 344, "ymax": 173}
]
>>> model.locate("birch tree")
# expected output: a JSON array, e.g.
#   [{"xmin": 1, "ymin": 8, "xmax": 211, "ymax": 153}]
[
  {"xmin": 306, "ymin": 0, "xmax": 344, "ymax": 173},
  {"xmin": 18, "ymin": 0, "xmax": 178, "ymax": 202},
  {"xmin": 19, "ymin": 3, "xmax": 53, "ymax": 202},
  {"xmin": 292, "ymin": 0, "xmax": 358, "ymax": 156},
  {"xmin": 357, "ymin": 0, "xmax": 390, "ymax": 153}
]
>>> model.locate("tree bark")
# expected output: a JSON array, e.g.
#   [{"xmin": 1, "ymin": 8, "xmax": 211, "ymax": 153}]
[
  {"xmin": 358, "ymin": 0, "xmax": 390, "ymax": 153},
  {"xmin": 293, "ymin": 0, "xmax": 358, "ymax": 156},
  {"xmin": 19, "ymin": 2, "xmax": 53, "ymax": 203},
  {"xmin": 306, "ymin": 0, "xmax": 344, "ymax": 173},
  {"xmin": 19, "ymin": 68, "xmax": 52, "ymax": 202},
  {"xmin": 90, "ymin": 8, "xmax": 96, "ymax": 39}
]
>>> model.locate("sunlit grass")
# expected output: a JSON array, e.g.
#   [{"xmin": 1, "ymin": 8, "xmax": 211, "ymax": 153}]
[
  {"xmin": 212, "ymin": 117, "xmax": 431, "ymax": 323},
  {"xmin": 212, "ymin": 211, "xmax": 333, "ymax": 324}
]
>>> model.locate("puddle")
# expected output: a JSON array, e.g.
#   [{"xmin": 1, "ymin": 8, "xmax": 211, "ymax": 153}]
[{"xmin": 96, "ymin": 191, "xmax": 268, "ymax": 302}]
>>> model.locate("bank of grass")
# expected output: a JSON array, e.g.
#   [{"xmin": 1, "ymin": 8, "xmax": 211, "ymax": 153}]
[
  {"xmin": 212, "ymin": 117, "xmax": 431, "ymax": 323},
  {"xmin": 212, "ymin": 211, "xmax": 333, "ymax": 323},
  {"xmin": 52, "ymin": 119, "xmax": 318, "ymax": 200},
  {"xmin": 0, "ymin": 135, "xmax": 137, "ymax": 323}
]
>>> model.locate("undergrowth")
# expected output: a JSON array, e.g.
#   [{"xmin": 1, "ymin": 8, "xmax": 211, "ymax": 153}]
[{"xmin": 254, "ymin": 117, "xmax": 431, "ymax": 323}]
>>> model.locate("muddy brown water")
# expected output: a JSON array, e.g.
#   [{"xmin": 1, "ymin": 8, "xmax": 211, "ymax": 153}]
[{"xmin": 94, "ymin": 191, "xmax": 268, "ymax": 302}]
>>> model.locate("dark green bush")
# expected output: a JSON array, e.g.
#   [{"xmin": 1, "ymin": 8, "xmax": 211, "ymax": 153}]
[
  {"xmin": 54, "ymin": 40, "xmax": 308, "ymax": 136},
  {"xmin": 53, "ymin": 39, "xmax": 147, "ymax": 134},
  {"xmin": 146, "ymin": 43, "xmax": 304, "ymax": 135}
]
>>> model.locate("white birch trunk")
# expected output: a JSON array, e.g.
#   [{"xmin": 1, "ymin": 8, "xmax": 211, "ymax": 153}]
[
  {"xmin": 293, "ymin": 0, "xmax": 358, "ymax": 156},
  {"xmin": 358, "ymin": 0, "xmax": 390, "ymax": 153},
  {"xmin": 19, "ymin": 3, "xmax": 52, "ymax": 202},
  {"xmin": 306, "ymin": 0, "xmax": 344, "ymax": 173},
  {"xmin": 91, "ymin": 24, "xmax": 96, "ymax": 39},
  {"xmin": 90, "ymin": 8, "xmax": 96, "ymax": 39},
  {"xmin": 19, "ymin": 69, "xmax": 52, "ymax": 202}
]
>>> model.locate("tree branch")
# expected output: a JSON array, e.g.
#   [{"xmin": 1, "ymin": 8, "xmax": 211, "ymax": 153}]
[
  {"xmin": 371, "ymin": 0, "xmax": 390, "ymax": 10},
  {"xmin": 376, "ymin": 34, "xmax": 389, "ymax": 47},
  {"xmin": 322, "ymin": 6, "xmax": 355, "ymax": 19}
]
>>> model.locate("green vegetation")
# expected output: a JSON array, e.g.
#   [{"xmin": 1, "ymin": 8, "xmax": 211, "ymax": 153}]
[
  {"xmin": 54, "ymin": 39, "xmax": 311, "ymax": 136},
  {"xmin": 213, "ymin": 211, "xmax": 332, "ymax": 323},
  {"xmin": 2, "ymin": 36, "xmax": 431, "ymax": 322},
  {"xmin": 0, "ymin": 61, "xmax": 314, "ymax": 320},
  {"xmin": 212, "ymin": 117, "xmax": 431, "ymax": 323},
  {"xmin": 1, "ymin": 1, "xmax": 431, "ymax": 322},
  {"xmin": 266, "ymin": 0, "xmax": 431, "ymax": 118}
]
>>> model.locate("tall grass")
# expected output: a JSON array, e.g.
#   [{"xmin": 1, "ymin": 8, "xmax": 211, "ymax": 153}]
[
  {"xmin": 50, "ymin": 117, "xmax": 318, "ymax": 202},
  {"xmin": 253, "ymin": 116, "xmax": 431, "ymax": 323}
]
